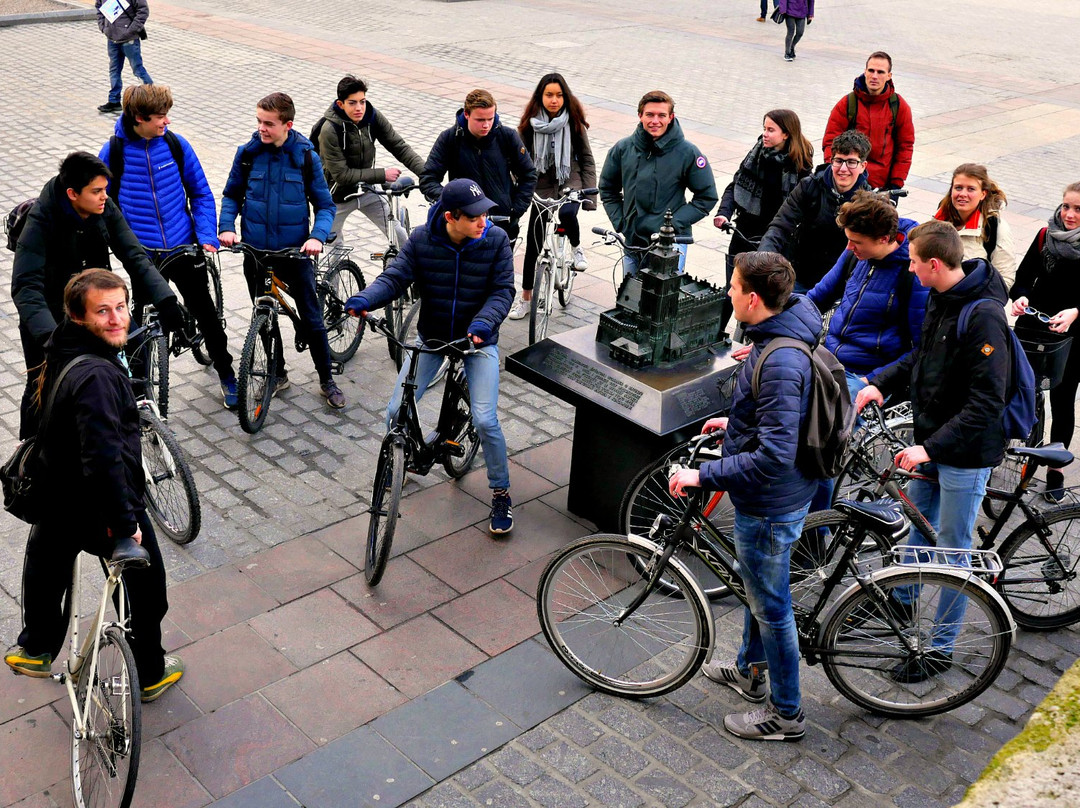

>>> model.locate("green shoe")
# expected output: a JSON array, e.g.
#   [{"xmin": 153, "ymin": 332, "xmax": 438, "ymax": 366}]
[
  {"xmin": 141, "ymin": 655, "xmax": 184, "ymax": 702},
  {"xmin": 5, "ymin": 645, "xmax": 52, "ymax": 678}
]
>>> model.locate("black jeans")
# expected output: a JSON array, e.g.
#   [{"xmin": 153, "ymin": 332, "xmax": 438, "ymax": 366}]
[
  {"xmin": 521, "ymin": 201, "xmax": 581, "ymax": 292},
  {"xmin": 785, "ymin": 16, "xmax": 806, "ymax": 55},
  {"xmin": 719, "ymin": 227, "xmax": 759, "ymax": 334},
  {"xmin": 18, "ymin": 511, "xmax": 168, "ymax": 684},
  {"xmin": 242, "ymin": 252, "xmax": 333, "ymax": 384}
]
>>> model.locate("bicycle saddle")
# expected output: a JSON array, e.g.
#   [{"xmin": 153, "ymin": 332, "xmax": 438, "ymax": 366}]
[
  {"xmin": 325, "ymin": 231, "xmax": 339, "ymax": 245},
  {"xmin": 1008, "ymin": 442, "xmax": 1074, "ymax": 468},
  {"xmin": 110, "ymin": 537, "xmax": 151, "ymax": 569},
  {"xmin": 834, "ymin": 498, "xmax": 906, "ymax": 534},
  {"xmin": 390, "ymin": 176, "xmax": 415, "ymax": 192}
]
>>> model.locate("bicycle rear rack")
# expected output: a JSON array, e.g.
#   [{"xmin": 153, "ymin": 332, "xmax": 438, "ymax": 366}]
[{"xmin": 890, "ymin": 545, "xmax": 1004, "ymax": 583}]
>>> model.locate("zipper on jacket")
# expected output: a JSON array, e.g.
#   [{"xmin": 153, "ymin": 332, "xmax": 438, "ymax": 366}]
[
  {"xmin": 145, "ymin": 141, "xmax": 169, "ymax": 247},
  {"xmin": 838, "ymin": 264, "xmax": 875, "ymax": 343}
]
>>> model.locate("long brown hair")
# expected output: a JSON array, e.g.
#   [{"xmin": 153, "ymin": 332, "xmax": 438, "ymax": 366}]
[
  {"xmin": 937, "ymin": 163, "xmax": 1007, "ymax": 241},
  {"xmin": 518, "ymin": 73, "xmax": 589, "ymax": 141},
  {"xmin": 763, "ymin": 108, "xmax": 813, "ymax": 173}
]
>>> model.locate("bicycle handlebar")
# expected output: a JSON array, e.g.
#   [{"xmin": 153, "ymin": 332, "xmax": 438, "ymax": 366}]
[
  {"xmin": 532, "ymin": 187, "xmax": 599, "ymax": 206},
  {"xmin": 353, "ymin": 176, "xmax": 417, "ymax": 199},
  {"xmin": 591, "ymin": 226, "xmax": 693, "ymax": 251},
  {"xmin": 224, "ymin": 243, "xmax": 307, "ymax": 259},
  {"xmin": 363, "ymin": 315, "xmax": 480, "ymax": 357}
]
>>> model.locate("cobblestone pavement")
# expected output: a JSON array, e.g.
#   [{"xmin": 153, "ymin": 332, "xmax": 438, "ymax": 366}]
[{"xmin": 1, "ymin": 1, "xmax": 1080, "ymax": 806}]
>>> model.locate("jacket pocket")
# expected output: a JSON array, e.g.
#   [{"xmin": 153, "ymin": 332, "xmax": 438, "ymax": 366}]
[
  {"xmin": 282, "ymin": 169, "xmax": 306, "ymax": 205},
  {"xmin": 247, "ymin": 169, "xmax": 268, "ymax": 202}
]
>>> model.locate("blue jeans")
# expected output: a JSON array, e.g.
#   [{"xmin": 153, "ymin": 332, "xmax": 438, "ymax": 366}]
[
  {"xmin": 622, "ymin": 242, "xmax": 688, "ymax": 279},
  {"xmin": 813, "ymin": 371, "xmax": 870, "ymax": 509},
  {"xmin": 733, "ymin": 502, "xmax": 810, "ymax": 718},
  {"xmin": 896, "ymin": 463, "xmax": 992, "ymax": 652},
  {"xmin": 107, "ymin": 38, "xmax": 152, "ymax": 104},
  {"xmin": 387, "ymin": 341, "xmax": 510, "ymax": 490}
]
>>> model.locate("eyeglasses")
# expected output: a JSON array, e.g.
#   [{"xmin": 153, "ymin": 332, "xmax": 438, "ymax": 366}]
[
  {"xmin": 831, "ymin": 158, "xmax": 864, "ymax": 170},
  {"xmin": 1022, "ymin": 306, "xmax": 1052, "ymax": 323}
]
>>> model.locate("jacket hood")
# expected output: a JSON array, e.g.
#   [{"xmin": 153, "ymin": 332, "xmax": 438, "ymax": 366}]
[
  {"xmin": 853, "ymin": 75, "xmax": 897, "ymax": 103},
  {"xmin": 424, "ymin": 197, "xmax": 493, "ymax": 246},
  {"xmin": 632, "ymin": 117, "xmax": 687, "ymax": 154},
  {"xmin": 875, "ymin": 217, "xmax": 918, "ymax": 269},
  {"xmin": 45, "ymin": 176, "xmax": 93, "ymax": 226},
  {"xmin": 455, "ymin": 108, "xmax": 504, "ymax": 145},
  {"xmin": 44, "ymin": 317, "xmax": 125, "ymax": 368},
  {"xmin": 326, "ymin": 101, "xmax": 375, "ymax": 129},
  {"xmin": 241, "ymin": 128, "xmax": 312, "ymax": 158},
  {"xmin": 746, "ymin": 294, "xmax": 823, "ymax": 346},
  {"xmin": 941, "ymin": 258, "xmax": 1009, "ymax": 306}
]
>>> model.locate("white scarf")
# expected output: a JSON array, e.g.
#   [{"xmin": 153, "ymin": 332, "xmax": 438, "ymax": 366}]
[{"xmin": 530, "ymin": 109, "xmax": 572, "ymax": 185}]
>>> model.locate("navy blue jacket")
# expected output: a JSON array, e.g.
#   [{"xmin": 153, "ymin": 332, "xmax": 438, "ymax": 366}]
[
  {"xmin": 347, "ymin": 200, "xmax": 515, "ymax": 347},
  {"xmin": 99, "ymin": 117, "xmax": 219, "ymax": 250},
  {"xmin": 218, "ymin": 130, "xmax": 335, "ymax": 250},
  {"xmin": 807, "ymin": 218, "xmax": 928, "ymax": 382},
  {"xmin": 699, "ymin": 295, "xmax": 821, "ymax": 516}
]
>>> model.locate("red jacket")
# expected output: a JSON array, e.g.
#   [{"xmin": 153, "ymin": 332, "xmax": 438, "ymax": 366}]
[{"xmin": 822, "ymin": 76, "xmax": 914, "ymax": 189}]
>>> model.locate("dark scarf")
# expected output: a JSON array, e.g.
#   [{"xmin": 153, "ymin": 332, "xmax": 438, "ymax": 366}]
[
  {"xmin": 732, "ymin": 137, "xmax": 800, "ymax": 217},
  {"xmin": 1043, "ymin": 206, "xmax": 1080, "ymax": 272}
]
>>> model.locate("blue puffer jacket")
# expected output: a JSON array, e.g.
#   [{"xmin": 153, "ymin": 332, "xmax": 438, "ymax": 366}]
[
  {"xmin": 98, "ymin": 117, "xmax": 219, "ymax": 250},
  {"xmin": 218, "ymin": 130, "xmax": 335, "ymax": 250},
  {"xmin": 347, "ymin": 200, "xmax": 515, "ymax": 347},
  {"xmin": 698, "ymin": 295, "xmax": 821, "ymax": 516},
  {"xmin": 807, "ymin": 217, "xmax": 928, "ymax": 382}
]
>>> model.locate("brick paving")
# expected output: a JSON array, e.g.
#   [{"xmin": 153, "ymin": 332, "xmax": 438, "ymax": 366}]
[{"xmin": 1, "ymin": 1, "xmax": 1079, "ymax": 806}]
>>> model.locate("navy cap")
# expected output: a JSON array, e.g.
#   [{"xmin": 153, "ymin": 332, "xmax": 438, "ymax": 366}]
[{"xmin": 441, "ymin": 178, "xmax": 497, "ymax": 216}]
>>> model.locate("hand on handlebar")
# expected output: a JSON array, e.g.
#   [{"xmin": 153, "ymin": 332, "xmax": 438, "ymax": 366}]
[
  {"xmin": 384, "ymin": 167, "xmax": 401, "ymax": 182},
  {"xmin": 713, "ymin": 215, "xmax": 729, "ymax": 230},
  {"xmin": 701, "ymin": 417, "xmax": 727, "ymax": 435},
  {"xmin": 301, "ymin": 238, "xmax": 323, "ymax": 257},
  {"xmin": 895, "ymin": 445, "xmax": 930, "ymax": 472},
  {"xmin": 218, "ymin": 231, "xmax": 238, "ymax": 248},
  {"xmin": 855, "ymin": 384, "xmax": 884, "ymax": 412},
  {"xmin": 668, "ymin": 467, "xmax": 701, "ymax": 498}
]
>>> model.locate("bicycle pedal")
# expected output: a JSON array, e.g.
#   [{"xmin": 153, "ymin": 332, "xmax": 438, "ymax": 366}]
[
  {"xmin": 330, "ymin": 361, "xmax": 344, "ymax": 376},
  {"xmin": 444, "ymin": 439, "xmax": 465, "ymax": 457},
  {"xmin": 370, "ymin": 252, "xmax": 385, "ymax": 260},
  {"xmin": 294, "ymin": 338, "xmax": 309, "ymax": 353}
]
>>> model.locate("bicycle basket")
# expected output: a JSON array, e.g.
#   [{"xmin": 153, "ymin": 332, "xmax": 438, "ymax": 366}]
[{"xmin": 1015, "ymin": 325, "xmax": 1072, "ymax": 389}]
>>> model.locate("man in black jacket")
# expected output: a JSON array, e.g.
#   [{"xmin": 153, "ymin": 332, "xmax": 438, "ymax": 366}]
[
  {"xmin": 5, "ymin": 270, "xmax": 183, "ymax": 703},
  {"xmin": 420, "ymin": 89, "xmax": 536, "ymax": 242},
  {"xmin": 858, "ymin": 221, "xmax": 1010, "ymax": 682},
  {"xmin": 11, "ymin": 151, "xmax": 183, "ymax": 436}
]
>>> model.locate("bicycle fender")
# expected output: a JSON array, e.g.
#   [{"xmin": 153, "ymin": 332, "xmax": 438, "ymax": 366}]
[{"xmin": 617, "ymin": 532, "xmax": 717, "ymax": 661}]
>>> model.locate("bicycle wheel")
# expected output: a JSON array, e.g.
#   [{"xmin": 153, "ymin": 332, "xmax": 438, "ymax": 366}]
[
  {"xmin": 142, "ymin": 330, "xmax": 170, "ymax": 419},
  {"xmin": 997, "ymin": 504, "xmax": 1080, "ymax": 629},
  {"xmin": 140, "ymin": 408, "xmax": 201, "ymax": 544},
  {"xmin": 529, "ymin": 258, "xmax": 554, "ymax": 344},
  {"xmin": 832, "ymin": 421, "xmax": 913, "ymax": 504},
  {"xmin": 792, "ymin": 510, "xmax": 894, "ymax": 614},
  {"xmin": 555, "ymin": 234, "xmax": 574, "ymax": 308},
  {"xmin": 71, "ymin": 625, "xmax": 141, "ymax": 808},
  {"xmin": 819, "ymin": 568, "xmax": 1012, "ymax": 718},
  {"xmin": 538, "ymin": 535, "xmax": 710, "ymax": 697},
  {"xmin": 618, "ymin": 447, "xmax": 733, "ymax": 600},
  {"xmin": 237, "ymin": 312, "xmax": 278, "ymax": 434},
  {"xmin": 442, "ymin": 368, "xmax": 480, "ymax": 479},
  {"xmin": 192, "ymin": 255, "xmax": 224, "ymax": 367},
  {"xmin": 398, "ymin": 299, "xmax": 449, "ymax": 384},
  {"xmin": 366, "ymin": 439, "xmax": 405, "ymax": 586},
  {"xmin": 321, "ymin": 259, "xmax": 365, "ymax": 363}
]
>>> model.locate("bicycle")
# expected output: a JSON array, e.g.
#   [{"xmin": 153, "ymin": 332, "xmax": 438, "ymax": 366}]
[
  {"xmin": 525, "ymin": 187, "xmax": 598, "ymax": 345},
  {"xmin": 591, "ymin": 225, "xmax": 694, "ymax": 294},
  {"xmin": 227, "ymin": 240, "xmax": 366, "ymax": 433},
  {"xmin": 806, "ymin": 407, "xmax": 1080, "ymax": 630},
  {"xmin": 363, "ymin": 317, "xmax": 480, "ymax": 586},
  {"xmin": 537, "ymin": 434, "xmax": 1015, "ymax": 716},
  {"xmin": 145, "ymin": 244, "xmax": 225, "ymax": 369}
]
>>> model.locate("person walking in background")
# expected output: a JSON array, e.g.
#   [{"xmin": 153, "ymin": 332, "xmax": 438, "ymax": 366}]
[
  {"xmin": 777, "ymin": 0, "xmax": 813, "ymax": 61},
  {"xmin": 714, "ymin": 109, "xmax": 813, "ymax": 337},
  {"xmin": 934, "ymin": 163, "xmax": 1016, "ymax": 287},
  {"xmin": 757, "ymin": 0, "xmax": 775, "ymax": 22},
  {"xmin": 95, "ymin": 0, "xmax": 152, "ymax": 115}
]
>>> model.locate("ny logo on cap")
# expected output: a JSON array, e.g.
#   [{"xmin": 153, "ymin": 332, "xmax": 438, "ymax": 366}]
[{"xmin": 469, "ymin": 183, "xmax": 483, "ymax": 197}]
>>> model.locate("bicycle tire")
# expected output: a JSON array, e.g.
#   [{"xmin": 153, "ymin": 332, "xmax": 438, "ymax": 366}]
[
  {"xmin": 237, "ymin": 312, "xmax": 278, "ymax": 434},
  {"xmin": 618, "ymin": 446, "xmax": 733, "ymax": 600},
  {"xmin": 382, "ymin": 254, "xmax": 405, "ymax": 365},
  {"xmin": 556, "ymin": 234, "xmax": 574, "ymax": 308},
  {"xmin": 537, "ymin": 534, "xmax": 710, "ymax": 698},
  {"xmin": 832, "ymin": 420, "xmax": 913, "ymax": 505},
  {"xmin": 366, "ymin": 439, "xmax": 404, "ymax": 586},
  {"xmin": 71, "ymin": 625, "xmax": 141, "ymax": 808},
  {"xmin": 529, "ymin": 258, "xmax": 553, "ymax": 344},
  {"xmin": 442, "ymin": 368, "xmax": 480, "ymax": 479},
  {"xmin": 996, "ymin": 504, "xmax": 1080, "ymax": 629},
  {"xmin": 192, "ymin": 256, "xmax": 224, "ymax": 366},
  {"xmin": 820, "ymin": 568, "xmax": 1012, "ymax": 718},
  {"xmin": 793, "ymin": 510, "xmax": 894, "ymax": 614},
  {"xmin": 399, "ymin": 299, "xmax": 449, "ymax": 385},
  {"xmin": 321, "ymin": 259, "xmax": 366, "ymax": 363},
  {"xmin": 143, "ymin": 330, "xmax": 170, "ymax": 419},
  {"xmin": 140, "ymin": 408, "xmax": 201, "ymax": 544}
]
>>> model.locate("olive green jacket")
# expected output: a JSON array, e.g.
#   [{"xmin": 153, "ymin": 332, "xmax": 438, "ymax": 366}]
[{"xmin": 318, "ymin": 103, "xmax": 425, "ymax": 203}]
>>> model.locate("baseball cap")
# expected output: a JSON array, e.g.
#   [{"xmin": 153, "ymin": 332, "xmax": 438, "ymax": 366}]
[{"xmin": 441, "ymin": 178, "xmax": 497, "ymax": 216}]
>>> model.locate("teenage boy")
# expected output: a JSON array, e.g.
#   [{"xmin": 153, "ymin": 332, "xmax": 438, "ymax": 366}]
[
  {"xmin": 345, "ymin": 179, "xmax": 516, "ymax": 535},
  {"xmin": 218, "ymin": 92, "xmax": 346, "ymax": 410},
  {"xmin": 99, "ymin": 84, "xmax": 238, "ymax": 409},
  {"xmin": 599, "ymin": 90, "xmax": 717, "ymax": 276},
  {"xmin": 857, "ymin": 221, "xmax": 1010, "ymax": 681},
  {"xmin": 669, "ymin": 251, "xmax": 821, "ymax": 741}
]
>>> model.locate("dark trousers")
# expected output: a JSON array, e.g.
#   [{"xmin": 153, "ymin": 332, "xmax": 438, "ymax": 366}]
[
  {"xmin": 242, "ymin": 252, "xmax": 333, "ymax": 384},
  {"xmin": 521, "ymin": 201, "xmax": 581, "ymax": 292},
  {"xmin": 18, "ymin": 511, "xmax": 168, "ymax": 684},
  {"xmin": 785, "ymin": 16, "xmax": 806, "ymax": 55},
  {"xmin": 1048, "ymin": 340, "xmax": 1080, "ymax": 482},
  {"xmin": 718, "ymin": 228, "xmax": 759, "ymax": 334}
]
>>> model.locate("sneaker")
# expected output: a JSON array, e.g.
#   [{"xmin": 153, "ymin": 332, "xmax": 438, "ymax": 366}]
[
  {"xmin": 572, "ymin": 246, "xmax": 589, "ymax": 271},
  {"xmin": 272, "ymin": 373, "xmax": 290, "ymax": 398},
  {"xmin": 701, "ymin": 660, "xmax": 766, "ymax": 703},
  {"xmin": 1045, "ymin": 470, "xmax": 1066, "ymax": 504},
  {"xmin": 490, "ymin": 489, "xmax": 513, "ymax": 535},
  {"xmin": 97, "ymin": 101, "xmax": 122, "ymax": 114},
  {"xmin": 508, "ymin": 298, "xmax": 529, "ymax": 320},
  {"xmin": 784, "ymin": 53, "xmax": 795, "ymax": 62},
  {"xmin": 321, "ymin": 380, "xmax": 346, "ymax": 410},
  {"xmin": 220, "ymin": 375, "xmax": 239, "ymax": 411},
  {"xmin": 4, "ymin": 645, "xmax": 52, "ymax": 678},
  {"xmin": 141, "ymin": 655, "xmax": 184, "ymax": 702},
  {"xmin": 724, "ymin": 700, "xmax": 805, "ymax": 742},
  {"xmin": 891, "ymin": 649, "xmax": 952, "ymax": 684}
]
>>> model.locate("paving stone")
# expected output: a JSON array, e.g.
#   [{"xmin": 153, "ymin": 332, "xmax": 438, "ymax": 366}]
[
  {"xmin": 519, "ymin": 725, "xmax": 558, "ymax": 752},
  {"xmin": 584, "ymin": 776, "xmax": 645, "ymax": 808},
  {"xmin": 893, "ymin": 786, "xmax": 953, "ymax": 808},
  {"xmin": 208, "ymin": 776, "xmax": 298, "ymax": 808},
  {"xmin": 788, "ymin": 755, "xmax": 852, "ymax": 800},
  {"xmin": 738, "ymin": 761, "xmax": 801, "ymax": 805},
  {"xmin": 591, "ymin": 735, "xmax": 650, "ymax": 778},
  {"xmin": 835, "ymin": 751, "xmax": 903, "ymax": 795},
  {"xmin": 489, "ymin": 746, "xmax": 544, "ymax": 786},
  {"xmin": 528, "ymin": 774, "xmax": 589, "ymax": 808},
  {"xmin": 597, "ymin": 703, "xmax": 657, "ymax": 742},
  {"xmin": 683, "ymin": 766, "xmax": 752, "ymax": 807},
  {"xmin": 839, "ymin": 720, "xmax": 900, "ymax": 761},
  {"xmin": 472, "ymin": 780, "xmax": 533, "ymax": 808},
  {"xmin": 634, "ymin": 769, "xmax": 696, "ymax": 808},
  {"xmin": 549, "ymin": 709, "xmax": 606, "ymax": 747},
  {"xmin": 538, "ymin": 740, "xmax": 599, "ymax": 783}
]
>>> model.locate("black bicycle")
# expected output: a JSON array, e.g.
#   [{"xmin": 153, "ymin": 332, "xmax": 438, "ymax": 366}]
[
  {"xmin": 363, "ymin": 317, "xmax": 480, "ymax": 586},
  {"xmin": 146, "ymin": 244, "xmax": 225, "ymax": 369}
]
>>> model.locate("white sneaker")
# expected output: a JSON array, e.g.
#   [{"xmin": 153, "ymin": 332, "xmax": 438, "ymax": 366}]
[
  {"xmin": 508, "ymin": 298, "xmax": 529, "ymax": 320},
  {"xmin": 572, "ymin": 247, "xmax": 589, "ymax": 271}
]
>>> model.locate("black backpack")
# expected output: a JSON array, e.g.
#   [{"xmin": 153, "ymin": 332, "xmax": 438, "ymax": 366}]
[
  {"xmin": 751, "ymin": 338, "xmax": 856, "ymax": 479},
  {"xmin": 108, "ymin": 130, "xmax": 187, "ymax": 201},
  {"xmin": 845, "ymin": 91, "xmax": 900, "ymax": 132},
  {"xmin": 308, "ymin": 117, "xmax": 344, "ymax": 157},
  {"xmin": 4, "ymin": 198, "xmax": 35, "ymax": 252}
]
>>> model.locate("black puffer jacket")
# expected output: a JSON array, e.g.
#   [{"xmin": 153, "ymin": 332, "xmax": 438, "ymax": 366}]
[
  {"xmin": 758, "ymin": 167, "xmax": 870, "ymax": 290},
  {"xmin": 875, "ymin": 259, "xmax": 1011, "ymax": 468},
  {"xmin": 36, "ymin": 319, "xmax": 145, "ymax": 541}
]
